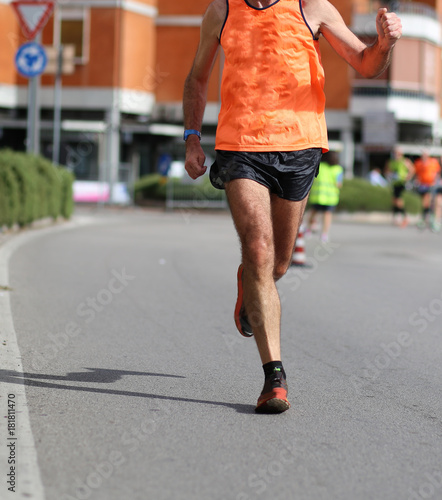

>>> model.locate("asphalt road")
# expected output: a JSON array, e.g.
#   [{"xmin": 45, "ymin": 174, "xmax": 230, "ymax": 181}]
[{"xmin": 1, "ymin": 207, "xmax": 442, "ymax": 500}]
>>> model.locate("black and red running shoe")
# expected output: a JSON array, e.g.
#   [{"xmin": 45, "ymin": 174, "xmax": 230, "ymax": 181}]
[
  {"xmin": 234, "ymin": 264, "xmax": 253, "ymax": 337},
  {"xmin": 255, "ymin": 368, "xmax": 290, "ymax": 414}
]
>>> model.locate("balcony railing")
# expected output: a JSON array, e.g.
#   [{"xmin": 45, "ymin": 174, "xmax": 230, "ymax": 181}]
[
  {"xmin": 352, "ymin": 2, "xmax": 441, "ymax": 45},
  {"xmin": 395, "ymin": 2, "xmax": 439, "ymax": 19},
  {"xmin": 358, "ymin": 1, "xmax": 438, "ymax": 19},
  {"xmin": 352, "ymin": 86, "xmax": 436, "ymax": 101}
]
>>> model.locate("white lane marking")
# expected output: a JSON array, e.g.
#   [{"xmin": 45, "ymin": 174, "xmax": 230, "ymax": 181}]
[{"xmin": 0, "ymin": 217, "xmax": 97, "ymax": 499}]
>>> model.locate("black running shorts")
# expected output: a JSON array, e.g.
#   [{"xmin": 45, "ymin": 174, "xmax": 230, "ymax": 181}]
[
  {"xmin": 310, "ymin": 203, "xmax": 335, "ymax": 212},
  {"xmin": 393, "ymin": 182, "xmax": 406, "ymax": 198},
  {"xmin": 209, "ymin": 149, "xmax": 322, "ymax": 202}
]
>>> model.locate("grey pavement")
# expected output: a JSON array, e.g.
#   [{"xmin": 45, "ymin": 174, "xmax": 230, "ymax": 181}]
[{"xmin": 1, "ymin": 206, "xmax": 442, "ymax": 500}]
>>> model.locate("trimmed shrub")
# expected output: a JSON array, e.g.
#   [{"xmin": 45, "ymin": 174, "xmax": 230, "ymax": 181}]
[
  {"xmin": 2, "ymin": 150, "xmax": 38, "ymax": 226},
  {"xmin": 334, "ymin": 178, "xmax": 421, "ymax": 214},
  {"xmin": 134, "ymin": 173, "xmax": 422, "ymax": 214},
  {"xmin": 58, "ymin": 167, "xmax": 75, "ymax": 219},
  {"xmin": 134, "ymin": 173, "xmax": 165, "ymax": 202},
  {"xmin": 33, "ymin": 154, "xmax": 62, "ymax": 220},
  {"xmin": 0, "ymin": 159, "xmax": 19, "ymax": 228},
  {"xmin": 402, "ymin": 190, "xmax": 422, "ymax": 215},
  {"xmin": 0, "ymin": 149, "xmax": 75, "ymax": 227},
  {"xmin": 134, "ymin": 174, "xmax": 225, "ymax": 205}
]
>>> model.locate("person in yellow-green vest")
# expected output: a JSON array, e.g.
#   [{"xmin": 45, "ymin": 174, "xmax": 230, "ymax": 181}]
[
  {"xmin": 306, "ymin": 151, "xmax": 343, "ymax": 243},
  {"xmin": 385, "ymin": 147, "xmax": 414, "ymax": 227}
]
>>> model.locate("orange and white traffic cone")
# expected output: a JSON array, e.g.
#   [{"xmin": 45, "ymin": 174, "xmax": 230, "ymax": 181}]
[{"xmin": 291, "ymin": 224, "xmax": 310, "ymax": 267}]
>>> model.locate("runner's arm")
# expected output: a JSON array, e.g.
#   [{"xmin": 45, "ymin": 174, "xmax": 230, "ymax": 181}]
[
  {"xmin": 183, "ymin": 1, "xmax": 223, "ymax": 180},
  {"xmin": 319, "ymin": 4, "xmax": 402, "ymax": 78},
  {"xmin": 405, "ymin": 158, "xmax": 415, "ymax": 181}
]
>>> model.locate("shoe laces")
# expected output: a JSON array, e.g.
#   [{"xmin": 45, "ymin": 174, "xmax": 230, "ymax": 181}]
[{"xmin": 262, "ymin": 370, "xmax": 287, "ymax": 394}]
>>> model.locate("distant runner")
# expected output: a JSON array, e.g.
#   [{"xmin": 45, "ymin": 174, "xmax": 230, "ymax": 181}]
[
  {"xmin": 385, "ymin": 147, "xmax": 414, "ymax": 227},
  {"xmin": 414, "ymin": 151, "xmax": 441, "ymax": 232}
]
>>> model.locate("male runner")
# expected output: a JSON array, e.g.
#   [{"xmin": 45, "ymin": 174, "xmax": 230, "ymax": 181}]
[
  {"xmin": 385, "ymin": 147, "xmax": 414, "ymax": 227},
  {"xmin": 306, "ymin": 151, "xmax": 344, "ymax": 243},
  {"xmin": 183, "ymin": 0, "xmax": 402, "ymax": 413},
  {"xmin": 414, "ymin": 151, "xmax": 442, "ymax": 231}
]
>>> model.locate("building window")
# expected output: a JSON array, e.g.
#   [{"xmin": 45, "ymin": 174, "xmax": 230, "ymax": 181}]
[{"xmin": 59, "ymin": 8, "xmax": 90, "ymax": 64}]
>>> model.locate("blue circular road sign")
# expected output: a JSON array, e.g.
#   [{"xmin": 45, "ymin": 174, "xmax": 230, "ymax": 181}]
[{"xmin": 15, "ymin": 42, "xmax": 47, "ymax": 78}]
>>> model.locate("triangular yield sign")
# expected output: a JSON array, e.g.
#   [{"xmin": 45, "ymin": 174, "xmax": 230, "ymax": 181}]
[{"xmin": 11, "ymin": 1, "xmax": 54, "ymax": 40}]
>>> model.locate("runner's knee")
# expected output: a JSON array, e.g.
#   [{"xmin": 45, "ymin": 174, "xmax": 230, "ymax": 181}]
[
  {"xmin": 274, "ymin": 258, "xmax": 291, "ymax": 281},
  {"xmin": 242, "ymin": 235, "xmax": 274, "ymax": 272}
]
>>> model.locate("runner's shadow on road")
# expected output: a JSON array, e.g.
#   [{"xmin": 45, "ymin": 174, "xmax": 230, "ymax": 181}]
[
  {"xmin": 0, "ymin": 367, "xmax": 186, "ymax": 384},
  {"xmin": 0, "ymin": 369, "xmax": 255, "ymax": 414}
]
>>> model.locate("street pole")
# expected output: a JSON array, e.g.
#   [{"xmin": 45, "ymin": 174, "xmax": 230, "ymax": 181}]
[
  {"xmin": 26, "ymin": 75, "xmax": 36, "ymax": 153},
  {"xmin": 106, "ymin": 105, "xmax": 120, "ymax": 205},
  {"xmin": 26, "ymin": 32, "xmax": 42, "ymax": 155},
  {"xmin": 52, "ymin": 44, "xmax": 63, "ymax": 164}
]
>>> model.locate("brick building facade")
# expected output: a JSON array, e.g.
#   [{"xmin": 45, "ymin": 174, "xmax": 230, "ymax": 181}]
[{"xmin": 0, "ymin": 0, "xmax": 441, "ymax": 198}]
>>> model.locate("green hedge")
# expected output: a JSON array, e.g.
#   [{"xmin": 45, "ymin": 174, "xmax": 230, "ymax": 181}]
[
  {"xmin": 0, "ymin": 149, "xmax": 75, "ymax": 228},
  {"xmin": 134, "ymin": 173, "xmax": 166, "ymax": 201},
  {"xmin": 335, "ymin": 178, "xmax": 421, "ymax": 214},
  {"xmin": 134, "ymin": 173, "xmax": 224, "ymax": 204},
  {"xmin": 134, "ymin": 174, "xmax": 422, "ymax": 214}
]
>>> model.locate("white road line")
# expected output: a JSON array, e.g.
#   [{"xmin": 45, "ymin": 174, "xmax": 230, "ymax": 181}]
[{"xmin": 0, "ymin": 217, "xmax": 97, "ymax": 499}]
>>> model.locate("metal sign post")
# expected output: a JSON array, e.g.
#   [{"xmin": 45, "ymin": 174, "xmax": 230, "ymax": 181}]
[
  {"xmin": 15, "ymin": 37, "xmax": 47, "ymax": 154},
  {"xmin": 52, "ymin": 45, "xmax": 63, "ymax": 164},
  {"xmin": 27, "ymin": 74, "xmax": 39, "ymax": 154},
  {"xmin": 11, "ymin": 0, "xmax": 54, "ymax": 155},
  {"xmin": 42, "ymin": 43, "xmax": 75, "ymax": 164}
]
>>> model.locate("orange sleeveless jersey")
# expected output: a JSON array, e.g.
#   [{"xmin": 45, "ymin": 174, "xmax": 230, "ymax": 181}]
[
  {"xmin": 215, "ymin": 0, "xmax": 329, "ymax": 152},
  {"xmin": 414, "ymin": 157, "xmax": 440, "ymax": 186}
]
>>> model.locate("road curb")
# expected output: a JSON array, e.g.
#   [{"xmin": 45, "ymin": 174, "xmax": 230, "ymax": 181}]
[{"xmin": 333, "ymin": 211, "xmax": 420, "ymax": 225}]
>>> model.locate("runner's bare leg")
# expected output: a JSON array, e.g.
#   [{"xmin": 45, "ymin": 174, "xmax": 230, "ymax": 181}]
[{"xmin": 226, "ymin": 179, "xmax": 308, "ymax": 364}]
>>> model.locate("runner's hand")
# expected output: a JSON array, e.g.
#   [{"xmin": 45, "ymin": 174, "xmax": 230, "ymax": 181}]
[
  {"xmin": 376, "ymin": 8, "xmax": 402, "ymax": 49},
  {"xmin": 185, "ymin": 138, "xmax": 207, "ymax": 179}
]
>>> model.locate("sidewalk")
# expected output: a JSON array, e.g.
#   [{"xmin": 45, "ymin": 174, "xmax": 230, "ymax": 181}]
[{"xmin": 0, "ymin": 217, "xmax": 67, "ymax": 248}]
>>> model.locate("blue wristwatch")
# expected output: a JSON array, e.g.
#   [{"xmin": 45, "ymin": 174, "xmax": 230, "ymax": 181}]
[{"xmin": 183, "ymin": 129, "xmax": 201, "ymax": 141}]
